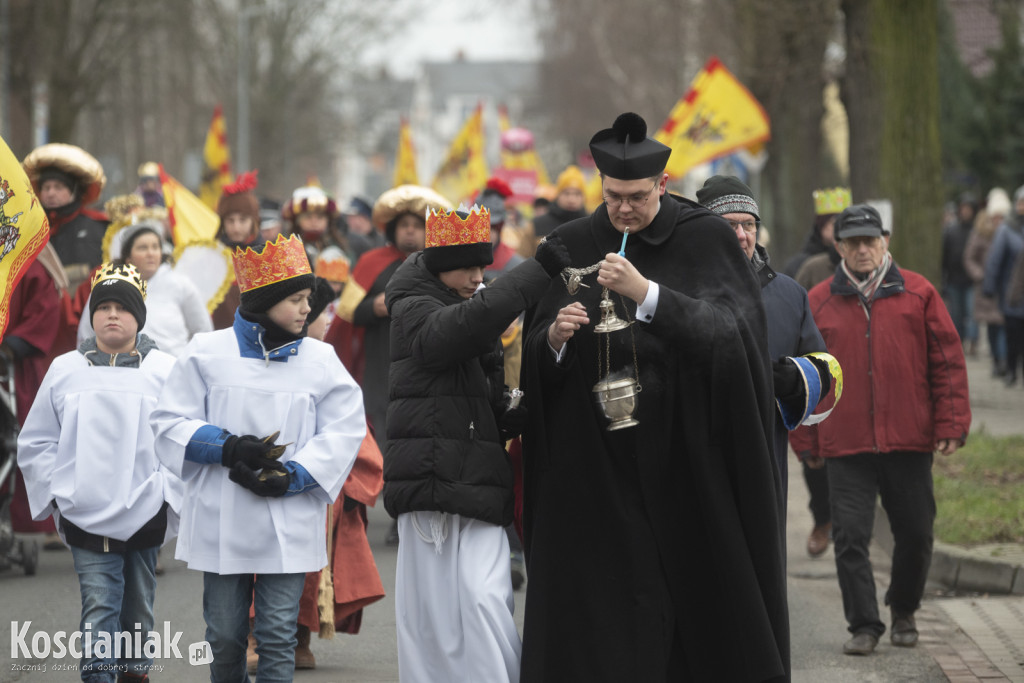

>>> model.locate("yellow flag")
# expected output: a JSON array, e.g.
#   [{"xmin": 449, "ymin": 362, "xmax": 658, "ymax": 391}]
[
  {"xmin": 160, "ymin": 165, "xmax": 221, "ymax": 244},
  {"xmin": 654, "ymin": 57, "xmax": 770, "ymax": 179},
  {"xmin": 0, "ymin": 136, "xmax": 50, "ymax": 337},
  {"xmin": 432, "ymin": 105, "xmax": 488, "ymax": 205},
  {"xmin": 199, "ymin": 105, "xmax": 233, "ymax": 210},
  {"xmin": 393, "ymin": 118, "xmax": 420, "ymax": 187},
  {"xmin": 497, "ymin": 104, "xmax": 511, "ymax": 133}
]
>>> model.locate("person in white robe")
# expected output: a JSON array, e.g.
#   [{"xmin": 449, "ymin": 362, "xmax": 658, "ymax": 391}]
[
  {"xmin": 18, "ymin": 262, "xmax": 180, "ymax": 683},
  {"xmin": 151, "ymin": 234, "xmax": 365, "ymax": 683},
  {"xmin": 78, "ymin": 223, "xmax": 212, "ymax": 357}
]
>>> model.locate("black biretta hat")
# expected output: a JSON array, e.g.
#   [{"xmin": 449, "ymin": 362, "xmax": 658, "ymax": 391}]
[{"xmin": 589, "ymin": 113, "xmax": 671, "ymax": 180}]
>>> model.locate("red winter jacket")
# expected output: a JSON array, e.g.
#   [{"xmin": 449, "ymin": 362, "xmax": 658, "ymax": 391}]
[{"xmin": 789, "ymin": 262, "xmax": 970, "ymax": 459}]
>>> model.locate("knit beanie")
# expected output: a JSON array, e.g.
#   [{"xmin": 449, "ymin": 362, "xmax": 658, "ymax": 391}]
[
  {"xmin": 696, "ymin": 175, "xmax": 760, "ymax": 220},
  {"xmin": 217, "ymin": 171, "xmax": 261, "ymax": 235},
  {"xmin": 232, "ymin": 234, "xmax": 316, "ymax": 314},
  {"xmin": 422, "ymin": 207, "xmax": 494, "ymax": 275},
  {"xmin": 555, "ymin": 166, "xmax": 586, "ymax": 195},
  {"xmin": 90, "ymin": 262, "xmax": 147, "ymax": 329}
]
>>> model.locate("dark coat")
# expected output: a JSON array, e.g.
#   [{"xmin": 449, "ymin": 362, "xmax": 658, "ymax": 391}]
[
  {"xmin": 756, "ymin": 245, "xmax": 827, "ymax": 491},
  {"xmin": 520, "ymin": 195, "xmax": 789, "ymax": 682},
  {"xmin": 531, "ymin": 203, "xmax": 588, "ymax": 239},
  {"xmin": 383, "ymin": 253, "xmax": 550, "ymax": 526}
]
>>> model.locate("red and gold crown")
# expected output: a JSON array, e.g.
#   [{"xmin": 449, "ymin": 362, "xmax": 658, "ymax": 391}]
[
  {"xmin": 315, "ymin": 248, "xmax": 350, "ymax": 283},
  {"xmin": 232, "ymin": 233, "xmax": 312, "ymax": 293},
  {"xmin": 426, "ymin": 206, "xmax": 490, "ymax": 249}
]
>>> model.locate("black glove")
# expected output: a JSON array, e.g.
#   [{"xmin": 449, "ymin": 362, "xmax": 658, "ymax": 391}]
[
  {"xmin": 343, "ymin": 495, "xmax": 360, "ymax": 512},
  {"xmin": 221, "ymin": 434, "xmax": 283, "ymax": 471},
  {"xmin": 498, "ymin": 405, "xmax": 528, "ymax": 441},
  {"xmin": 807, "ymin": 356, "xmax": 832, "ymax": 400},
  {"xmin": 534, "ymin": 235, "xmax": 572, "ymax": 278},
  {"xmin": 772, "ymin": 358, "xmax": 803, "ymax": 401},
  {"xmin": 228, "ymin": 462, "xmax": 290, "ymax": 497}
]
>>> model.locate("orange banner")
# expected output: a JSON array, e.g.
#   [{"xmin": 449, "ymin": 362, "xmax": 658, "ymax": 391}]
[
  {"xmin": 654, "ymin": 57, "xmax": 770, "ymax": 179},
  {"xmin": 0, "ymin": 136, "xmax": 50, "ymax": 338}
]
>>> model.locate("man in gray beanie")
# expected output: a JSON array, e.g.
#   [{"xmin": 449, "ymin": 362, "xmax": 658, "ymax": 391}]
[{"xmin": 697, "ymin": 175, "xmax": 833, "ymax": 523}]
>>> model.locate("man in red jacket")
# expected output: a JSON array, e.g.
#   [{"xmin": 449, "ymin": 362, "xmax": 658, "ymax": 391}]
[{"xmin": 790, "ymin": 204, "xmax": 971, "ymax": 657}]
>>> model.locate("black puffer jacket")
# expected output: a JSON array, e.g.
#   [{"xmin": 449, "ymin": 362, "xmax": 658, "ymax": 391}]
[{"xmin": 383, "ymin": 252, "xmax": 551, "ymax": 525}]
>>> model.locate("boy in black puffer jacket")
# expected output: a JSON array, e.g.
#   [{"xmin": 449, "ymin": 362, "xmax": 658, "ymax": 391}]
[{"xmin": 384, "ymin": 206, "xmax": 568, "ymax": 683}]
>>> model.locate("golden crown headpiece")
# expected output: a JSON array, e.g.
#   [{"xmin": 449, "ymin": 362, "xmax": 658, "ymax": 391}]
[
  {"xmin": 91, "ymin": 262, "xmax": 147, "ymax": 300},
  {"xmin": 425, "ymin": 205, "xmax": 491, "ymax": 249},
  {"xmin": 231, "ymin": 233, "xmax": 312, "ymax": 294},
  {"xmin": 315, "ymin": 248, "xmax": 350, "ymax": 283},
  {"xmin": 813, "ymin": 187, "xmax": 852, "ymax": 216}
]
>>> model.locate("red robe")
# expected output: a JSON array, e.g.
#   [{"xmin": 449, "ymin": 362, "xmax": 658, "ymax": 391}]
[
  {"xmin": 297, "ymin": 432, "xmax": 385, "ymax": 634},
  {"xmin": 326, "ymin": 245, "xmax": 405, "ymax": 385},
  {"xmin": 2, "ymin": 261, "xmax": 62, "ymax": 532}
]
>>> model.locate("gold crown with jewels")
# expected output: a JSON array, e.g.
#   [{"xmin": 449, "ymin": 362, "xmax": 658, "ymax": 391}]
[
  {"xmin": 91, "ymin": 262, "xmax": 147, "ymax": 299},
  {"xmin": 425, "ymin": 205, "xmax": 490, "ymax": 248},
  {"xmin": 232, "ymin": 233, "xmax": 312, "ymax": 293}
]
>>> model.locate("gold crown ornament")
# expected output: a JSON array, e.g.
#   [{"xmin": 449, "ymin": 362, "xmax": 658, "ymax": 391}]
[
  {"xmin": 813, "ymin": 187, "xmax": 852, "ymax": 216},
  {"xmin": 232, "ymin": 233, "xmax": 312, "ymax": 294},
  {"xmin": 91, "ymin": 262, "xmax": 148, "ymax": 299},
  {"xmin": 425, "ymin": 205, "xmax": 491, "ymax": 248}
]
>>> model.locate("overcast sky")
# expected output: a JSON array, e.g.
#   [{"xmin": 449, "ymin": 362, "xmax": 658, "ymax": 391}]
[{"xmin": 362, "ymin": 0, "xmax": 541, "ymax": 77}]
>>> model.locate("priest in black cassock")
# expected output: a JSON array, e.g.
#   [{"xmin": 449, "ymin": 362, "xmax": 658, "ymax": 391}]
[{"xmin": 520, "ymin": 113, "xmax": 790, "ymax": 682}]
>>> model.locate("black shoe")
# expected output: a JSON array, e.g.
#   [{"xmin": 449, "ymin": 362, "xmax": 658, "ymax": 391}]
[
  {"xmin": 843, "ymin": 631, "xmax": 878, "ymax": 655},
  {"xmin": 1004, "ymin": 374, "xmax": 1018, "ymax": 388},
  {"xmin": 510, "ymin": 551, "xmax": 526, "ymax": 591},
  {"xmin": 891, "ymin": 613, "xmax": 918, "ymax": 647},
  {"xmin": 385, "ymin": 519, "xmax": 400, "ymax": 546}
]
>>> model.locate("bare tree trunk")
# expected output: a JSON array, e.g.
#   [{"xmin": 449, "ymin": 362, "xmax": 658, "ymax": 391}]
[{"xmin": 842, "ymin": 0, "xmax": 943, "ymax": 281}]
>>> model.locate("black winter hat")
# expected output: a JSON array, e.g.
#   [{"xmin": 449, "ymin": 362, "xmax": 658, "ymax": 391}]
[
  {"xmin": 239, "ymin": 273, "xmax": 316, "ymax": 314},
  {"xmin": 90, "ymin": 263, "xmax": 147, "ymax": 329},
  {"xmin": 696, "ymin": 175, "xmax": 760, "ymax": 221}
]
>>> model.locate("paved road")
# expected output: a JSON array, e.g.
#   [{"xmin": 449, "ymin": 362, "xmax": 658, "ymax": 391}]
[{"xmin": 3, "ymin": 354, "xmax": 1022, "ymax": 682}]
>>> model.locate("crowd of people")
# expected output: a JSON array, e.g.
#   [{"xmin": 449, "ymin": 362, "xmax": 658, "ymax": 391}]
[{"xmin": 1, "ymin": 110, "xmax": 995, "ymax": 682}]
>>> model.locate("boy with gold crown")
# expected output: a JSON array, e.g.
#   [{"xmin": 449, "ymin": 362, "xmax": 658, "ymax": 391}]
[
  {"xmin": 151, "ymin": 234, "xmax": 366, "ymax": 683},
  {"xmin": 18, "ymin": 262, "xmax": 181, "ymax": 683},
  {"xmin": 384, "ymin": 205, "xmax": 569, "ymax": 682}
]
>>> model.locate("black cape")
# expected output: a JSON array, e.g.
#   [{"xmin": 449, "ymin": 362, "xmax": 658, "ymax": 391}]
[{"xmin": 520, "ymin": 194, "xmax": 789, "ymax": 682}]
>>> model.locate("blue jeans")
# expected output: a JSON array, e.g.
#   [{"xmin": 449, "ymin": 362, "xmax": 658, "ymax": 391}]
[
  {"xmin": 70, "ymin": 545, "xmax": 159, "ymax": 683},
  {"xmin": 202, "ymin": 572, "xmax": 305, "ymax": 683},
  {"xmin": 944, "ymin": 283, "xmax": 976, "ymax": 343}
]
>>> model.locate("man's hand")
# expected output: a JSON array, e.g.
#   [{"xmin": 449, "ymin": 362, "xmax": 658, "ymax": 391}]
[
  {"xmin": 372, "ymin": 292, "xmax": 388, "ymax": 318},
  {"xmin": 547, "ymin": 302, "xmax": 589, "ymax": 349},
  {"xmin": 597, "ymin": 253, "xmax": 649, "ymax": 304},
  {"xmin": 935, "ymin": 439, "xmax": 960, "ymax": 456},
  {"xmin": 804, "ymin": 455, "xmax": 825, "ymax": 469}
]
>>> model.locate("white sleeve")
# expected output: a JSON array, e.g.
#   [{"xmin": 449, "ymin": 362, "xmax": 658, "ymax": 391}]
[
  {"xmin": 150, "ymin": 349, "xmax": 215, "ymax": 481},
  {"xmin": 635, "ymin": 281, "xmax": 660, "ymax": 322},
  {"xmin": 15, "ymin": 365, "xmax": 62, "ymax": 521},
  {"xmin": 291, "ymin": 358, "xmax": 367, "ymax": 504}
]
